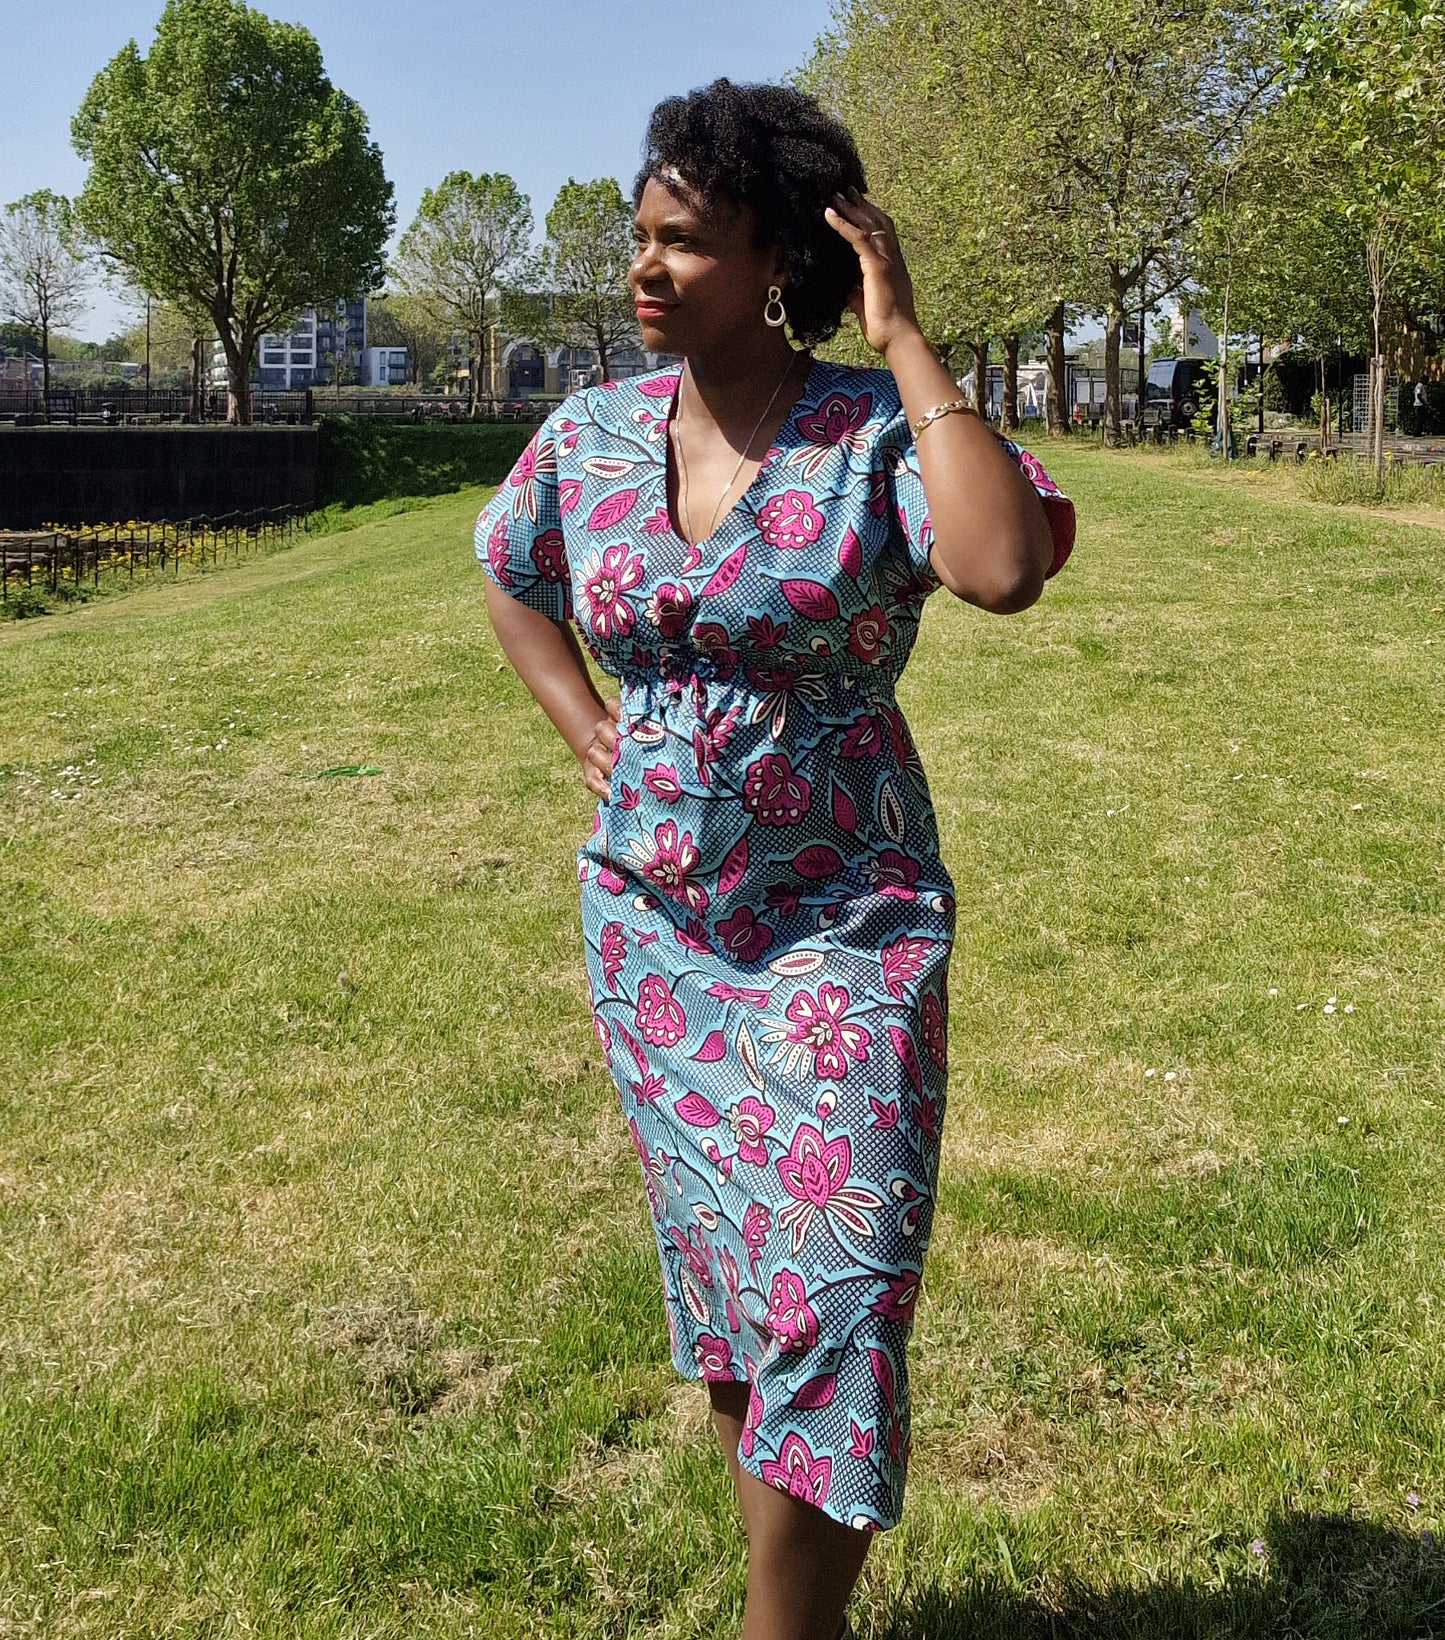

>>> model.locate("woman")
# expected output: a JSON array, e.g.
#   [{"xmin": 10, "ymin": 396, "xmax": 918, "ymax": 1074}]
[{"xmin": 477, "ymin": 80, "xmax": 1074, "ymax": 1640}]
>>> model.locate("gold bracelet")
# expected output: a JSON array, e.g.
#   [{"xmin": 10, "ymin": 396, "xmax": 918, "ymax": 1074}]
[{"xmin": 911, "ymin": 397, "xmax": 977, "ymax": 441}]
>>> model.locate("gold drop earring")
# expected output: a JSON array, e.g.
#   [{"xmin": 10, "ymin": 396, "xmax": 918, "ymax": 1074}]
[{"xmin": 763, "ymin": 285, "xmax": 788, "ymax": 329}]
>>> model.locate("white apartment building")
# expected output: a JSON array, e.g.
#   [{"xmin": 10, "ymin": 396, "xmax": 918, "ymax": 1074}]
[
  {"xmin": 362, "ymin": 345, "xmax": 409, "ymax": 387},
  {"xmin": 209, "ymin": 297, "xmax": 369, "ymax": 390}
]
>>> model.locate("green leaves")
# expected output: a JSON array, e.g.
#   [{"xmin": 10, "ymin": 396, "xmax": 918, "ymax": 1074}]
[
  {"xmin": 392, "ymin": 171, "xmax": 533, "ymax": 362},
  {"xmin": 71, "ymin": 0, "xmax": 394, "ymax": 421},
  {"xmin": 524, "ymin": 177, "xmax": 639, "ymax": 377}
]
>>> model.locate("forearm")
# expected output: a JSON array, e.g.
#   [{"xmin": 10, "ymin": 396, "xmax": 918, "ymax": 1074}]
[
  {"xmin": 883, "ymin": 328, "xmax": 1053, "ymax": 612},
  {"xmin": 484, "ymin": 579, "xmax": 607, "ymax": 761}
]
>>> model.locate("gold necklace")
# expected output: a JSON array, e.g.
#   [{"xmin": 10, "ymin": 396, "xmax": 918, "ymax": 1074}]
[{"xmin": 674, "ymin": 352, "xmax": 800, "ymax": 545}]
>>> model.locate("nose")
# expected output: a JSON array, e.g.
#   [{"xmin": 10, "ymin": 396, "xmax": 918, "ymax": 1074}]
[{"xmin": 630, "ymin": 238, "xmax": 662, "ymax": 290}]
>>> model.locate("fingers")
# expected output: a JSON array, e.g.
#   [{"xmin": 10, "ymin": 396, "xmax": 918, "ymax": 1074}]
[
  {"xmin": 824, "ymin": 201, "xmax": 869, "ymax": 248},
  {"xmin": 582, "ymin": 707, "xmax": 621, "ymax": 801},
  {"xmin": 826, "ymin": 189, "xmax": 897, "ymax": 259}
]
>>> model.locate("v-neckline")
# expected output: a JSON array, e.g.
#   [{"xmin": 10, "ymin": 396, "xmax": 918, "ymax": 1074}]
[{"xmin": 660, "ymin": 356, "xmax": 822, "ymax": 557}]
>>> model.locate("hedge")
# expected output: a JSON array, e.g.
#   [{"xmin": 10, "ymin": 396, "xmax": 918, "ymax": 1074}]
[{"xmin": 315, "ymin": 418, "xmax": 536, "ymax": 508}]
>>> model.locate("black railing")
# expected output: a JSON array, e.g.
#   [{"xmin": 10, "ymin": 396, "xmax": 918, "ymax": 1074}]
[
  {"xmin": 0, "ymin": 386, "xmax": 312, "ymax": 425},
  {"xmin": 0, "ymin": 508, "xmax": 314, "ymax": 602},
  {"xmin": 0, "ymin": 385, "xmax": 554, "ymax": 426}
]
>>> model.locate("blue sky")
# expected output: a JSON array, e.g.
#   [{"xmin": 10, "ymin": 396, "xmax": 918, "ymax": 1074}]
[{"xmin": 2, "ymin": 0, "xmax": 837, "ymax": 341}]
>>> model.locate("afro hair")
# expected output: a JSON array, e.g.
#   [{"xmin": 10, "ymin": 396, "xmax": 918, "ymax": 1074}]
[{"xmin": 633, "ymin": 78, "xmax": 867, "ymax": 348}]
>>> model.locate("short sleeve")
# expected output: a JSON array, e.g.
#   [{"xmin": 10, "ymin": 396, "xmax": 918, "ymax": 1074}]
[
  {"xmin": 884, "ymin": 416, "xmax": 1077, "ymax": 592},
  {"xmin": 474, "ymin": 411, "xmax": 573, "ymax": 623}
]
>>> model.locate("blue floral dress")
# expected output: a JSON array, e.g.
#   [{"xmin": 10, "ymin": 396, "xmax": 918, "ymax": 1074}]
[{"xmin": 475, "ymin": 358, "xmax": 1073, "ymax": 1531}]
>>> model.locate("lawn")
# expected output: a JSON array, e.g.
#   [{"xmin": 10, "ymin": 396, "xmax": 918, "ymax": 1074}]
[{"xmin": 1, "ymin": 449, "xmax": 1442, "ymax": 1638}]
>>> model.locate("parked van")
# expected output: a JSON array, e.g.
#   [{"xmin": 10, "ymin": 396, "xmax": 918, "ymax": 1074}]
[{"xmin": 1142, "ymin": 358, "xmax": 1209, "ymax": 431}]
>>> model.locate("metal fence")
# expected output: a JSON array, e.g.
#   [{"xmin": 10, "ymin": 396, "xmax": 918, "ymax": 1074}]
[
  {"xmin": 0, "ymin": 386, "xmax": 312, "ymax": 425},
  {"xmin": 0, "ymin": 384, "xmax": 553, "ymax": 426},
  {"xmin": 0, "ymin": 508, "xmax": 313, "ymax": 603}
]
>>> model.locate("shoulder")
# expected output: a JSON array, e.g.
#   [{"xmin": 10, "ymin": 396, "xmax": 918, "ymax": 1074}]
[
  {"xmin": 804, "ymin": 359, "xmax": 907, "ymax": 441},
  {"xmin": 565, "ymin": 368, "xmax": 680, "ymax": 427}
]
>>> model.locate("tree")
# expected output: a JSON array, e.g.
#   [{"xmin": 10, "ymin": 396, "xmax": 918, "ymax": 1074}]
[
  {"xmin": 392, "ymin": 171, "xmax": 532, "ymax": 414},
  {"xmin": 520, "ymin": 178, "xmax": 639, "ymax": 383},
  {"xmin": 802, "ymin": 1, "xmax": 1095, "ymax": 433},
  {"xmin": 1288, "ymin": 0, "xmax": 1445, "ymax": 475},
  {"xmin": 72, "ymin": 0, "xmax": 393, "ymax": 424},
  {"xmin": 105, "ymin": 293, "xmax": 213, "ymax": 390},
  {"xmin": 0, "ymin": 191, "xmax": 89, "ymax": 417},
  {"xmin": 1026, "ymin": 0, "xmax": 1284, "ymax": 445},
  {"xmin": 1193, "ymin": 90, "xmax": 1371, "ymax": 453},
  {"xmin": 367, "ymin": 292, "xmax": 448, "ymax": 387}
]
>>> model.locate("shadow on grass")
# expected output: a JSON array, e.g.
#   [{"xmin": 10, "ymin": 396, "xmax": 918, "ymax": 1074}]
[{"xmin": 878, "ymin": 1511, "xmax": 1443, "ymax": 1639}]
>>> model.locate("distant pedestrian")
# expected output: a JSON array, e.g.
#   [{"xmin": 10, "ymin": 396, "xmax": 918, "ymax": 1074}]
[{"xmin": 1414, "ymin": 381, "xmax": 1430, "ymax": 436}]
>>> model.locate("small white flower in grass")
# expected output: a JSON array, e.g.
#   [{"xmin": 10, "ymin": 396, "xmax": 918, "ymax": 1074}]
[
  {"xmin": 1164, "ymin": 1071, "xmax": 1178, "ymax": 1082},
  {"xmin": 1337, "ymin": 1115, "xmax": 1350, "ymax": 1127},
  {"xmin": 1344, "ymin": 1003, "xmax": 1355, "ymax": 1013},
  {"xmin": 1250, "ymin": 1539, "xmax": 1267, "ymax": 1557},
  {"xmin": 1145, "ymin": 1068, "xmax": 1157, "ymax": 1078},
  {"xmin": 1407, "ymin": 1491, "xmax": 1421, "ymax": 1512},
  {"xmin": 1269, "ymin": 988, "xmax": 1279, "ymax": 996},
  {"xmin": 1324, "ymin": 1004, "xmax": 1336, "ymax": 1015},
  {"xmin": 1297, "ymin": 1003, "xmax": 1309, "ymax": 1011},
  {"xmin": 1351, "ymin": 803, "xmax": 1364, "ymax": 811}
]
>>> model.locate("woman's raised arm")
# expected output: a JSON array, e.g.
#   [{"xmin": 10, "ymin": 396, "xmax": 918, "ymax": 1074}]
[{"xmin": 825, "ymin": 188, "xmax": 1057, "ymax": 613}]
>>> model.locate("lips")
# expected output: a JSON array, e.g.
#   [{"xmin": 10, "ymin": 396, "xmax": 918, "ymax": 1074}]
[{"xmin": 635, "ymin": 299, "xmax": 677, "ymax": 318}]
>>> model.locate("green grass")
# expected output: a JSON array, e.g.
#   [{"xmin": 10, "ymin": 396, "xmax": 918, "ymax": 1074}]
[
  {"xmin": 1296, "ymin": 452, "xmax": 1445, "ymax": 509},
  {"xmin": 1, "ymin": 450, "xmax": 1442, "ymax": 1637}
]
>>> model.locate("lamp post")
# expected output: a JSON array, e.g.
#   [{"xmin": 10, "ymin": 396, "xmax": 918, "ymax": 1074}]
[{"xmin": 145, "ymin": 295, "xmax": 152, "ymax": 414}]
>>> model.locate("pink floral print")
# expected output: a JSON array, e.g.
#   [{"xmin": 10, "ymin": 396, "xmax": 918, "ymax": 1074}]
[
  {"xmin": 757, "ymin": 488, "xmax": 824, "ymax": 549},
  {"xmin": 475, "ymin": 358, "xmax": 1073, "ymax": 1533}
]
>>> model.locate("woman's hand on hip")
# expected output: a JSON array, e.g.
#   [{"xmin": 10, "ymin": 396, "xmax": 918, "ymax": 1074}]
[
  {"xmin": 582, "ymin": 696, "xmax": 622, "ymax": 800},
  {"xmin": 824, "ymin": 187, "xmax": 921, "ymax": 357}
]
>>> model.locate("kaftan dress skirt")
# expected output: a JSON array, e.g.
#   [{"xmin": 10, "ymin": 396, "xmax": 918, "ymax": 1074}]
[{"xmin": 476, "ymin": 360, "xmax": 1074, "ymax": 1531}]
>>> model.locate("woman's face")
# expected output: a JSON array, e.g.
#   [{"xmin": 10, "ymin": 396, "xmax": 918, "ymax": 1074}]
[{"xmin": 629, "ymin": 175, "xmax": 783, "ymax": 357}]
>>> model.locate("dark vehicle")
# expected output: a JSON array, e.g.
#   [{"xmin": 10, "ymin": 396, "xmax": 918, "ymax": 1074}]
[{"xmin": 1142, "ymin": 358, "xmax": 1209, "ymax": 431}]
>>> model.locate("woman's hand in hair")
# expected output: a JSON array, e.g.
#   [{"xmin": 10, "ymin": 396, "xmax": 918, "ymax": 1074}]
[{"xmin": 824, "ymin": 188, "xmax": 920, "ymax": 357}]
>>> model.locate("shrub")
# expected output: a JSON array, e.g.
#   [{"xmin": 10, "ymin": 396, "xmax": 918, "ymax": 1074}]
[
  {"xmin": 316, "ymin": 419, "xmax": 536, "ymax": 508},
  {"xmin": 1, "ymin": 586, "xmax": 52, "ymax": 620}
]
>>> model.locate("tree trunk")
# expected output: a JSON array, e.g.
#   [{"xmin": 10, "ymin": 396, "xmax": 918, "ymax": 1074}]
[
  {"xmin": 1215, "ymin": 274, "xmax": 1233, "ymax": 460},
  {"xmin": 1045, "ymin": 302, "xmax": 1068, "ymax": 436},
  {"xmin": 1102, "ymin": 293, "xmax": 1123, "ymax": 448},
  {"xmin": 1000, "ymin": 333, "xmax": 1020, "ymax": 434},
  {"xmin": 466, "ymin": 342, "xmax": 479, "ymax": 416},
  {"xmin": 221, "ymin": 325, "xmax": 254, "ymax": 425},
  {"xmin": 595, "ymin": 317, "xmax": 612, "ymax": 384},
  {"xmin": 970, "ymin": 338, "xmax": 989, "ymax": 421},
  {"xmin": 1319, "ymin": 356, "xmax": 1330, "ymax": 453},
  {"xmin": 190, "ymin": 335, "xmax": 204, "ymax": 421},
  {"xmin": 1367, "ymin": 232, "xmax": 1387, "ymax": 481},
  {"xmin": 41, "ymin": 318, "xmax": 51, "ymax": 422}
]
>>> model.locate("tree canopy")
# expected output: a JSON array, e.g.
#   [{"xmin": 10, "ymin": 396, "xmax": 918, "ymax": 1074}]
[
  {"xmin": 72, "ymin": 0, "xmax": 394, "ymax": 422},
  {"xmin": 392, "ymin": 171, "xmax": 532, "ymax": 412},
  {"xmin": 518, "ymin": 178, "xmax": 639, "ymax": 382},
  {"xmin": 0, "ymin": 190, "xmax": 90, "ymax": 412},
  {"xmin": 804, "ymin": 0, "xmax": 1282, "ymax": 442}
]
